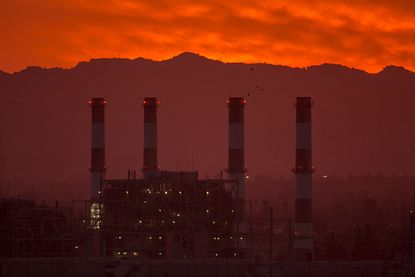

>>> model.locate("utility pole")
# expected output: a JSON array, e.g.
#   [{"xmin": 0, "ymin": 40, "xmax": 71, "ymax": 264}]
[{"xmin": 269, "ymin": 206, "xmax": 273, "ymax": 260}]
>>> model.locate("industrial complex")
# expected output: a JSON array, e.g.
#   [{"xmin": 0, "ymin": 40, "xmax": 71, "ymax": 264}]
[
  {"xmin": 2, "ymin": 96, "xmax": 415, "ymax": 277},
  {"xmin": 83, "ymin": 96, "xmax": 253, "ymax": 259}
]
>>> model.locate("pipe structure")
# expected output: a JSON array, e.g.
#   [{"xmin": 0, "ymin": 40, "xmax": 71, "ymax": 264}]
[
  {"xmin": 227, "ymin": 97, "xmax": 246, "ymax": 200},
  {"xmin": 143, "ymin": 97, "xmax": 159, "ymax": 178},
  {"xmin": 89, "ymin": 97, "xmax": 106, "ymax": 200},
  {"xmin": 293, "ymin": 96, "xmax": 314, "ymax": 261}
]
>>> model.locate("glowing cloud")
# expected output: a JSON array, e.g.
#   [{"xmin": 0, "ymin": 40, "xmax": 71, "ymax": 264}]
[{"xmin": 1, "ymin": 0, "xmax": 415, "ymax": 72}]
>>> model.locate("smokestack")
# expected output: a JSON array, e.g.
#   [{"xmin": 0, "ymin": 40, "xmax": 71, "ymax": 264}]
[
  {"xmin": 89, "ymin": 97, "xmax": 106, "ymax": 200},
  {"xmin": 227, "ymin": 97, "xmax": 246, "ymax": 200},
  {"xmin": 143, "ymin": 97, "xmax": 159, "ymax": 178},
  {"xmin": 293, "ymin": 96, "xmax": 314, "ymax": 261}
]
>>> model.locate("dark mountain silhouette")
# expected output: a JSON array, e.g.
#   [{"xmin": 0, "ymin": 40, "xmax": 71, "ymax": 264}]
[{"xmin": 1, "ymin": 53, "xmax": 415, "ymax": 198}]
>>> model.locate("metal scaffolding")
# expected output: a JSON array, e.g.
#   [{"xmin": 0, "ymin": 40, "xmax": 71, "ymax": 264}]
[
  {"xmin": 0, "ymin": 198, "xmax": 81, "ymax": 258},
  {"xmin": 74, "ymin": 171, "xmax": 253, "ymax": 259}
]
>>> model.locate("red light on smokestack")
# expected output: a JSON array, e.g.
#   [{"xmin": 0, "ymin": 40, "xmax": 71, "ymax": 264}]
[{"xmin": 143, "ymin": 97, "xmax": 159, "ymax": 178}]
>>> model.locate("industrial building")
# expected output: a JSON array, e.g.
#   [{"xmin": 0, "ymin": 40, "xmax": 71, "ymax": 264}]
[{"xmin": 82, "ymin": 97, "xmax": 253, "ymax": 259}]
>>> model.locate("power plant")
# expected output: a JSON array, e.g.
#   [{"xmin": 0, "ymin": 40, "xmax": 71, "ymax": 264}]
[
  {"xmin": 3, "ymin": 95, "xmax": 414, "ymax": 277},
  {"xmin": 0, "ymin": 96, "xmax": 314, "ymax": 261},
  {"xmin": 84, "ymin": 96, "xmax": 252, "ymax": 259}
]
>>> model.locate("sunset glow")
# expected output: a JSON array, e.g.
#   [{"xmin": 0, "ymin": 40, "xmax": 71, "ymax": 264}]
[{"xmin": 1, "ymin": 0, "xmax": 415, "ymax": 72}]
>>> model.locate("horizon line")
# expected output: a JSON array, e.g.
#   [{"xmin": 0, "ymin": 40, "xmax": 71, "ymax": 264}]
[{"xmin": 0, "ymin": 51, "xmax": 412, "ymax": 75}]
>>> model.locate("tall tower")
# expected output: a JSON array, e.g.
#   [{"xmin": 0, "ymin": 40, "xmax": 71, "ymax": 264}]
[
  {"xmin": 227, "ymin": 97, "xmax": 246, "ymax": 200},
  {"xmin": 143, "ymin": 97, "xmax": 159, "ymax": 178},
  {"xmin": 89, "ymin": 97, "xmax": 106, "ymax": 200},
  {"xmin": 88, "ymin": 97, "xmax": 106, "ymax": 256},
  {"xmin": 293, "ymin": 97, "xmax": 314, "ymax": 261}
]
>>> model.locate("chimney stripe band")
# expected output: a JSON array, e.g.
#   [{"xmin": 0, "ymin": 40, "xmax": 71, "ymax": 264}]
[
  {"xmin": 144, "ymin": 123, "xmax": 157, "ymax": 148},
  {"xmin": 91, "ymin": 123, "xmax": 105, "ymax": 148},
  {"xmin": 229, "ymin": 123, "xmax": 244, "ymax": 149},
  {"xmin": 296, "ymin": 123, "xmax": 311, "ymax": 149},
  {"xmin": 295, "ymin": 199, "xmax": 312, "ymax": 222},
  {"xmin": 295, "ymin": 174, "xmax": 312, "ymax": 199}
]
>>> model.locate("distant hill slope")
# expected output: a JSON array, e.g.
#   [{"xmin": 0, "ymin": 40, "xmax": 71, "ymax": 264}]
[{"xmin": 1, "ymin": 52, "xmax": 415, "ymax": 188}]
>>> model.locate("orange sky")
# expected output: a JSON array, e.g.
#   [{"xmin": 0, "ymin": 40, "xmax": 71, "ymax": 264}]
[{"xmin": 1, "ymin": 0, "xmax": 415, "ymax": 73}]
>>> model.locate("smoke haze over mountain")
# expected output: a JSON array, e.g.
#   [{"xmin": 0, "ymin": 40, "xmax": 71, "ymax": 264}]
[{"xmin": 1, "ymin": 52, "xmax": 415, "ymax": 197}]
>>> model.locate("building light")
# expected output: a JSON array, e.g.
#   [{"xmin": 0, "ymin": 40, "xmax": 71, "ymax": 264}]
[
  {"xmin": 158, "ymin": 236, "xmax": 162, "ymax": 240},
  {"xmin": 133, "ymin": 252, "xmax": 138, "ymax": 256},
  {"xmin": 149, "ymin": 236, "xmax": 152, "ymax": 240},
  {"xmin": 158, "ymin": 209, "xmax": 162, "ymax": 212},
  {"xmin": 172, "ymin": 220, "xmax": 176, "ymax": 224},
  {"xmin": 164, "ymin": 191, "xmax": 168, "ymax": 195},
  {"xmin": 215, "ymin": 253, "xmax": 219, "ymax": 257},
  {"xmin": 231, "ymin": 209, "xmax": 234, "ymax": 213},
  {"xmin": 98, "ymin": 191, "xmax": 101, "ymax": 194},
  {"xmin": 158, "ymin": 252, "xmax": 162, "ymax": 256},
  {"xmin": 212, "ymin": 221, "xmax": 216, "ymax": 224},
  {"xmin": 144, "ymin": 201, "xmax": 147, "ymax": 204},
  {"xmin": 123, "ymin": 252, "xmax": 127, "ymax": 255},
  {"xmin": 178, "ymin": 191, "xmax": 182, "ymax": 195},
  {"xmin": 240, "ymin": 236, "xmax": 243, "ymax": 240},
  {"xmin": 75, "ymin": 245, "xmax": 79, "ymax": 249},
  {"xmin": 206, "ymin": 209, "xmax": 209, "ymax": 213},
  {"xmin": 138, "ymin": 220, "xmax": 142, "ymax": 224},
  {"xmin": 177, "ymin": 213, "xmax": 180, "ymax": 217},
  {"xmin": 206, "ymin": 191, "xmax": 209, "ymax": 195},
  {"xmin": 234, "ymin": 253, "xmax": 237, "ymax": 256},
  {"xmin": 126, "ymin": 191, "xmax": 129, "ymax": 194}
]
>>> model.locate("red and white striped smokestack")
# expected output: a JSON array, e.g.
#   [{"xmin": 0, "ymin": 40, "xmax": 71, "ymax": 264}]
[
  {"xmin": 294, "ymin": 96, "xmax": 314, "ymax": 261},
  {"xmin": 89, "ymin": 97, "xmax": 106, "ymax": 200},
  {"xmin": 143, "ymin": 97, "xmax": 159, "ymax": 178},
  {"xmin": 227, "ymin": 97, "xmax": 246, "ymax": 200}
]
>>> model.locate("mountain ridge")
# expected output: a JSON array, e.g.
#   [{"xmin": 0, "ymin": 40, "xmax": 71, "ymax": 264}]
[{"xmin": 1, "ymin": 52, "xmax": 413, "ymax": 76}]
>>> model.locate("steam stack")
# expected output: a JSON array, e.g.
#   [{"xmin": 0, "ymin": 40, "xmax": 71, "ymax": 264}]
[
  {"xmin": 89, "ymin": 97, "xmax": 106, "ymax": 200},
  {"xmin": 143, "ymin": 97, "xmax": 159, "ymax": 178},
  {"xmin": 227, "ymin": 97, "xmax": 246, "ymax": 200},
  {"xmin": 294, "ymin": 96, "xmax": 314, "ymax": 261}
]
